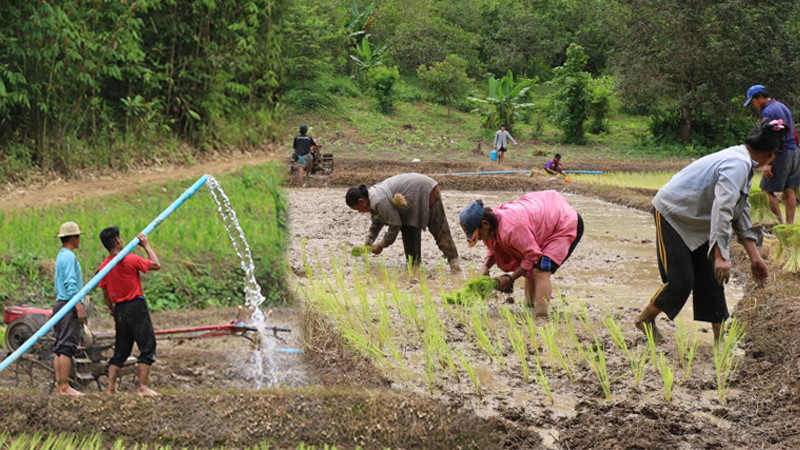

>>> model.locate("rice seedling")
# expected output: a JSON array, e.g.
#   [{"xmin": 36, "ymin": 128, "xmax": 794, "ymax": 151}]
[
  {"xmin": 539, "ymin": 322, "xmax": 576, "ymax": 383},
  {"xmin": 656, "ymin": 350, "xmax": 675, "ymax": 401},
  {"xmin": 748, "ymin": 188, "xmax": 780, "ymax": 224},
  {"xmin": 501, "ymin": 307, "xmax": 530, "ymax": 383},
  {"xmin": 629, "ymin": 347, "xmax": 649, "ymax": 387},
  {"xmin": 581, "ymin": 338, "xmax": 612, "ymax": 400},
  {"xmin": 714, "ymin": 318, "xmax": 746, "ymax": 404},
  {"xmin": 644, "ymin": 322, "xmax": 659, "ymax": 371},
  {"xmin": 442, "ymin": 276, "xmax": 497, "ymax": 305},
  {"xmin": 351, "ymin": 245, "xmax": 372, "ymax": 257},
  {"xmin": 772, "ymin": 224, "xmax": 791, "ymax": 263},
  {"xmin": 783, "ymin": 228, "xmax": 800, "ymax": 271},
  {"xmin": 603, "ymin": 315, "xmax": 630, "ymax": 360},
  {"xmin": 683, "ymin": 332, "xmax": 700, "ymax": 381},
  {"xmin": 471, "ymin": 302, "xmax": 499, "ymax": 362},
  {"xmin": 532, "ymin": 358, "xmax": 554, "ymax": 405},
  {"xmin": 456, "ymin": 349, "xmax": 482, "ymax": 399},
  {"xmin": 519, "ymin": 305, "xmax": 542, "ymax": 360}
]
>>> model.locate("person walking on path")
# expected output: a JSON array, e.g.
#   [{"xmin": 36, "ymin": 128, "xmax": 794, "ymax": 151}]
[
  {"xmin": 635, "ymin": 119, "xmax": 784, "ymax": 342},
  {"xmin": 494, "ymin": 124, "xmax": 517, "ymax": 164},
  {"xmin": 52, "ymin": 221, "xmax": 88, "ymax": 396},
  {"xmin": 98, "ymin": 227, "xmax": 161, "ymax": 396},
  {"xmin": 459, "ymin": 191, "xmax": 583, "ymax": 316},
  {"xmin": 346, "ymin": 173, "xmax": 461, "ymax": 272},
  {"xmin": 744, "ymin": 85, "xmax": 800, "ymax": 224},
  {"xmin": 293, "ymin": 124, "xmax": 317, "ymax": 187}
]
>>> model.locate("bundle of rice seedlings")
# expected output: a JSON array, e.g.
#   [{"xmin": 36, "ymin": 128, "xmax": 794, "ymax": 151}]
[
  {"xmin": 443, "ymin": 276, "xmax": 497, "ymax": 305},
  {"xmin": 783, "ymin": 226, "xmax": 800, "ymax": 272},
  {"xmin": 772, "ymin": 224, "xmax": 791, "ymax": 264},
  {"xmin": 351, "ymin": 245, "xmax": 372, "ymax": 256},
  {"xmin": 748, "ymin": 188, "xmax": 780, "ymax": 224},
  {"xmin": 392, "ymin": 193, "xmax": 409, "ymax": 210}
]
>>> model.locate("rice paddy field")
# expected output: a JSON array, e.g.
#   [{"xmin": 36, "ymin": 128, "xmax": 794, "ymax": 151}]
[{"xmin": 1, "ymin": 156, "xmax": 799, "ymax": 448}]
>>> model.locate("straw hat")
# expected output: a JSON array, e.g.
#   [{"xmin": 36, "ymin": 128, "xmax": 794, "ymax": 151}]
[{"xmin": 57, "ymin": 221, "xmax": 85, "ymax": 238}]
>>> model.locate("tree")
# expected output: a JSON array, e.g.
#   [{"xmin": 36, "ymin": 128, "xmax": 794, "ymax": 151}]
[
  {"xmin": 366, "ymin": 66, "xmax": 400, "ymax": 114},
  {"xmin": 468, "ymin": 70, "xmax": 534, "ymax": 132},
  {"xmin": 549, "ymin": 44, "xmax": 591, "ymax": 143},
  {"xmin": 416, "ymin": 55, "xmax": 473, "ymax": 115}
]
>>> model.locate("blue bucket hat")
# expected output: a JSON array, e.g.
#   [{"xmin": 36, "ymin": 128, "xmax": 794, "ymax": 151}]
[
  {"xmin": 459, "ymin": 201, "xmax": 485, "ymax": 247},
  {"xmin": 744, "ymin": 85, "xmax": 767, "ymax": 106}
]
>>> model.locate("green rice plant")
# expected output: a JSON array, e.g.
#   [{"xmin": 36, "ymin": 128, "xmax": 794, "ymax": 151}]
[
  {"xmin": 421, "ymin": 294, "xmax": 459, "ymax": 382},
  {"xmin": 644, "ymin": 322, "xmax": 659, "ymax": 371},
  {"xmin": 603, "ymin": 315, "xmax": 630, "ymax": 360},
  {"xmin": 532, "ymin": 358, "xmax": 554, "ymax": 405},
  {"xmin": 539, "ymin": 322, "xmax": 576, "ymax": 383},
  {"xmin": 456, "ymin": 349, "xmax": 482, "ymax": 399},
  {"xmin": 501, "ymin": 307, "xmax": 530, "ymax": 383},
  {"xmin": 581, "ymin": 338, "xmax": 612, "ymax": 400},
  {"xmin": 783, "ymin": 227, "xmax": 800, "ymax": 271},
  {"xmin": 714, "ymin": 318, "xmax": 746, "ymax": 404},
  {"xmin": 520, "ymin": 305, "xmax": 542, "ymax": 360},
  {"xmin": 576, "ymin": 302, "xmax": 595, "ymax": 339},
  {"xmin": 442, "ymin": 276, "xmax": 497, "ymax": 305},
  {"xmin": 656, "ymin": 350, "xmax": 675, "ymax": 401},
  {"xmin": 748, "ymin": 188, "xmax": 780, "ymax": 224},
  {"xmin": 629, "ymin": 347, "xmax": 649, "ymax": 386},
  {"xmin": 772, "ymin": 224, "xmax": 791, "ymax": 264},
  {"xmin": 674, "ymin": 318, "xmax": 690, "ymax": 367},
  {"xmin": 351, "ymin": 245, "xmax": 372, "ymax": 257},
  {"xmin": 683, "ymin": 332, "xmax": 700, "ymax": 381},
  {"xmin": 470, "ymin": 302, "xmax": 498, "ymax": 362}
]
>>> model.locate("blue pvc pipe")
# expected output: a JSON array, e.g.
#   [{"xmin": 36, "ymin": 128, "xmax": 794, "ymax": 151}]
[
  {"xmin": 564, "ymin": 170, "xmax": 604, "ymax": 174},
  {"xmin": 433, "ymin": 169, "xmax": 604, "ymax": 176},
  {"xmin": 0, "ymin": 174, "xmax": 209, "ymax": 375}
]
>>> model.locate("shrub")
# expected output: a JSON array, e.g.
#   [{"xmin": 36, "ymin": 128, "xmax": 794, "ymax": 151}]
[
  {"xmin": 588, "ymin": 76, "xmax": 614, "ymax": 134},
  {"xmin": 548, "ymin": 43, "xmax": 591, "ymax": 143},
  {"xmin": 366, "ymin": 66, "xmax": 400, "ymax": 114},
  {"xmin": 417, "ymin": 55, "xmax": 473, "ymax": 116}
]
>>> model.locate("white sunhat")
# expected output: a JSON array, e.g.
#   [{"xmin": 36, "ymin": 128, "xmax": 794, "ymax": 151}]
[{"xmin": 57, "ymin": 221, "xmax": 86, "ymax": 238}]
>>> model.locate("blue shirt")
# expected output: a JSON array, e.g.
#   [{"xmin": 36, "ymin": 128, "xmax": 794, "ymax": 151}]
[
  {"xmin": 54, "ymin": 247, "xmax": 83, "ymax": 301},
  {"xmin": 761, "ymin": 100, "xmax": 798, "ymax": 153}
]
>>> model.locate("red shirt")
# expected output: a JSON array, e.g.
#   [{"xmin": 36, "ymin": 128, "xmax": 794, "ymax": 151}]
[{"xmin": 98, "ymin": 253, "xmax": 151, "ymax": 303}]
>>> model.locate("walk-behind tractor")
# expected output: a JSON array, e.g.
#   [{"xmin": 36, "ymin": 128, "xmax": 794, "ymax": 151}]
[
  {"xmin": 2, "ymin": 305, "xmax": 290, "ymax": 392},
  {"xmin": 289, "ymin": 145, "xmax": 334, "ymax": 175}
]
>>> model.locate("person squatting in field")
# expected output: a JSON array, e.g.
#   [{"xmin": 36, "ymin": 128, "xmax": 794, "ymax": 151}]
[
  {"xmin": 346, "ymin": 173, "xmax": 461, "ymax": 272},
  {"xmin": 635, "ymin": 119, "xmax": 785, "ymax": 342},
  {"xmin": 459, "ymin": 190, "xmax": 583, "ymax": 316},
  {"xmin": 98, "ymin": 227, "xmax": 162, "ymax": 396},
  {"xmin": 52, "ymin": 221, "xmax": 88, "ymax": 396}
]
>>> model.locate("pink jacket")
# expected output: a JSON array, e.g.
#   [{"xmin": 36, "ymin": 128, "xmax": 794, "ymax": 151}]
[{"xmin": 485, "ymin": 191, "xmax": 578, "ymax": 274}]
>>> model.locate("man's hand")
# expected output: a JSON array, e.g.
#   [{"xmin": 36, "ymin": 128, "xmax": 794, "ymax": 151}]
[
  {"xmin": 371, "ymin": 244, "xmax": 384, "ymax": 255},
  {"xmin": 763, "ymin": 164, "xmax": 774, "ymax": 179},
  {"xmin": 494, "ymin": 274, "xmax": 514, "ymax": 293},
  {"xmin": 714, "ymin": 257, "xmax": 732, "ymax": 285},
  {"xmin": 137, "ymin": 233, "xmax": 149, "ymax": 248},
  {"xmin": 76, "ymin": 303, "xmax": 87, "ymax": 325},
  {"xmin": 751, "ymin": 257, "xmax": 768, "ymax": 286}
]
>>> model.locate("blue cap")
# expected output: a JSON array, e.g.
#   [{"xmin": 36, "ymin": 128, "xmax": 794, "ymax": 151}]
[
  {"xmin": 459, "ymin": 201, "xmax": 485, "ymax": 247},
  {"xmin": 744, "ymin": 85, "xmax": 767, "ymax": 106}
]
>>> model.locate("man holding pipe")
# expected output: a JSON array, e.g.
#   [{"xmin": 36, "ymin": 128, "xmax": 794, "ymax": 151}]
[
  {"xmin": 98, "ymin": 227, "xmax": 161, "ymax": 396},
  {"xmin": 52, "ymin": 221, "xmax": 88, "ymax": 396}
]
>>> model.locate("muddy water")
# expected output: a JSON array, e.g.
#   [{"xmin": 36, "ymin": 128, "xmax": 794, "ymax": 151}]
[{"xmin": 289, "ymin": 188, "xmax": 743, "ymax": 334}]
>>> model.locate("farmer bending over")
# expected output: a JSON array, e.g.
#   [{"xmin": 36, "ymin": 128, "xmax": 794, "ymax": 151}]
[
  {"xmin": 52, "ymin": 222, "xmax": 88, "ymax": 396},
  {"xmin": 459, "ymin": 191, "xmax": 583, "ymax": 316},
  {"xmin": 99, "ymin": 227, "xmax": 161, "ymax": 396},
  {"xmin": 346, "ymin": 173, "xmax": 461, "ymax": 272},
  {"xmin": 543, "ymin": 154, "xmax": 566, "ymax": 176},
  {"xmin": 635, "ymin": 119, "xmax": 783, "ymax": 342},
  {"xmin": 292, "ymin": 124, "xmax": 317, "ymax": 187}
]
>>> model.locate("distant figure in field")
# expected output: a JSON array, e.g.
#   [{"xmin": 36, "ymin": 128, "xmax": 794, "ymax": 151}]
[
  {"xmin": 494, "ymin": 124, "xmax": 517, "ymax": 164},
  {"xmin": 292, "ymin": 124, "xmax": 317, "ymax": 187},
  {"xmin": 543, "ymin": 153, "xmax": 566, "ymax": 176},
  {"xmin": 744, "ymin": 85, "xmax": 800, "ymax": 224},
  {"xmin": 635, "ymin": 119, "xmax": 784, "ymax": 343},
  {"xmin": 99, "ymin": 227, "xmax": 161, "ymax": 396},
  {"xmin": 52, "ymin": 221, "xmax": 88, "ymax": 396}
]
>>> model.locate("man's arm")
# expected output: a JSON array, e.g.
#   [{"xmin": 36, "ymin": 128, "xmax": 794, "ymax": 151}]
[
  {"xmin": 102, "ymin": 288, "xmax": 114, "ymax": 316},
  {"xmin": 508, "ymin": 132, "xmax": 518, "ymax": 145},
  {"xmin": 137, "ymin": 233, "xmax": 161, "ymax": 271}
]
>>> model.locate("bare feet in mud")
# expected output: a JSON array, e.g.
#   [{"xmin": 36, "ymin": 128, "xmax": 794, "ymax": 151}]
[
  {"xmin": 57, "ymin": 386, "xmax": 84, "ymax": 397},
  {"xmin": 137, "ymin": 386, "xmax": 160, "ymax": 397}
]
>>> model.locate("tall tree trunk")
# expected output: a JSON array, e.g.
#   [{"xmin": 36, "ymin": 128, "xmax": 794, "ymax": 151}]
[{"xmin": 679, "ymin": 105, "xmax": 692, "ymax": 143}]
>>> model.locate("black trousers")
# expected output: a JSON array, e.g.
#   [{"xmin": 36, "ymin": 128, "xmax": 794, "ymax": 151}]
[
  {"xmin": 109, "ymin": 298, "xmax": 157, "ymax": 367},
  {"xmin": 401, "ymin": 189, "xmax": 459, "ymax": 265},
  {"xmin": 651, "ymin": 211, "xmax": 729, "ymax": 323}
]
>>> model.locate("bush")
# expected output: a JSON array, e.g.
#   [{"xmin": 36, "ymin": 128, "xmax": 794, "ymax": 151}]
[
  {"xmin": 588, "ymin": 76, "xmax": 614, "ymax": 134},
  {"xmin": 283, "ymin": 88, "xmax": 337, "ymax": 111},
  {"xmin": 417, "ymin": 55, "xmax": 473, "ymax": 116},
  {"xmin": 648, "ymin": 108, "xmax": 752, "ymax": 153},
  {"xmin": 548, "ymin": 44, "xmax": 591, "ymax": 143},
  {"xmin": 366, "ymin": 66, "xmax": 400, "ymax": 114}
]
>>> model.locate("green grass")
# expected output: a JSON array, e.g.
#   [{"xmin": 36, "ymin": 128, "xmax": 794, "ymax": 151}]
[{"xmin": 0, "ymin": 163, "xmax": 288, "ymax": 310}]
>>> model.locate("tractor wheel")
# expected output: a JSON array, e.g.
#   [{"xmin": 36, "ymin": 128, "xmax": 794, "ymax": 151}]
[{"xmin": 5, "ymin": 314, "xmax": 48, "ymax": 351}]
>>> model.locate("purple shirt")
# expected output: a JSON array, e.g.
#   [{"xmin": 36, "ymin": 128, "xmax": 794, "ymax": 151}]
[
  {"xmin": 543, "ymin": 158, "xmax": 562, "ymax": 170},
  {"xmin": 761, "ymin": 100, "xmax": 798, "ymax": 153}
]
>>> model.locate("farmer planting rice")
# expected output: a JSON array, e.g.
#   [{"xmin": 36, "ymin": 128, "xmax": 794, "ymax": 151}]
[
  {"xmin": 99, "ymin": 227, "xmax": 162, "ymax": 396},
  {"xmin": 458, "ymin": 191, "xmax": 583, "ymax": 316},
  {"xmin": 635, "ymin": 119, "xmax": 786, "ymax": 342},
  {"xmin": 345, "ymin": 173, "xmax": 461, "ymax": 272}
]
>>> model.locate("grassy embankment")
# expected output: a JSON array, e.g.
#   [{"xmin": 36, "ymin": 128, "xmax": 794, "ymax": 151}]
[{"xmin": 0, "ymin": 163, "xmax": 287, "ymax": 314}]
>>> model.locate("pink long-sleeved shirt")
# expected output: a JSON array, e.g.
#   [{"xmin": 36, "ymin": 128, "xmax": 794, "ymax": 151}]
[{"xmin": 485, "ymin": 191, "xmax": 578, "ymax": 275}]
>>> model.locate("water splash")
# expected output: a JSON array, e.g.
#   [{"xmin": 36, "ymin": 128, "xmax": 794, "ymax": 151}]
[{"xmin": 205, "ymin": 175, "xmax": 277, "ymax": 388}]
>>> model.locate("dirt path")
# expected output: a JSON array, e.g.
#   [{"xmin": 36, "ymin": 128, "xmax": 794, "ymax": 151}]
[{"xmin": 0, "ymin": 151, "xmax": 279, "ymax": 211}]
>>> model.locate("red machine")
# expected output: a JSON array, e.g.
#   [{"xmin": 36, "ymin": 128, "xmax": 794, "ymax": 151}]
[{"xmin": 2, "ymin": 304, "xmax": 290, "ymax": 390}]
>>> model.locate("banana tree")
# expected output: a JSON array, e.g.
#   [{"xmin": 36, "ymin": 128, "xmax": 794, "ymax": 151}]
[
  {"xmin": 345, "ymin": 1, "xmax": 376, "ymax": 44},
  {"xmin": 468, "ymin": 70, "xmax": 534, "ymax": 132},
  {"xmin": 350, "ymin": 37, "xmax": 386, "ymax": 78}
]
